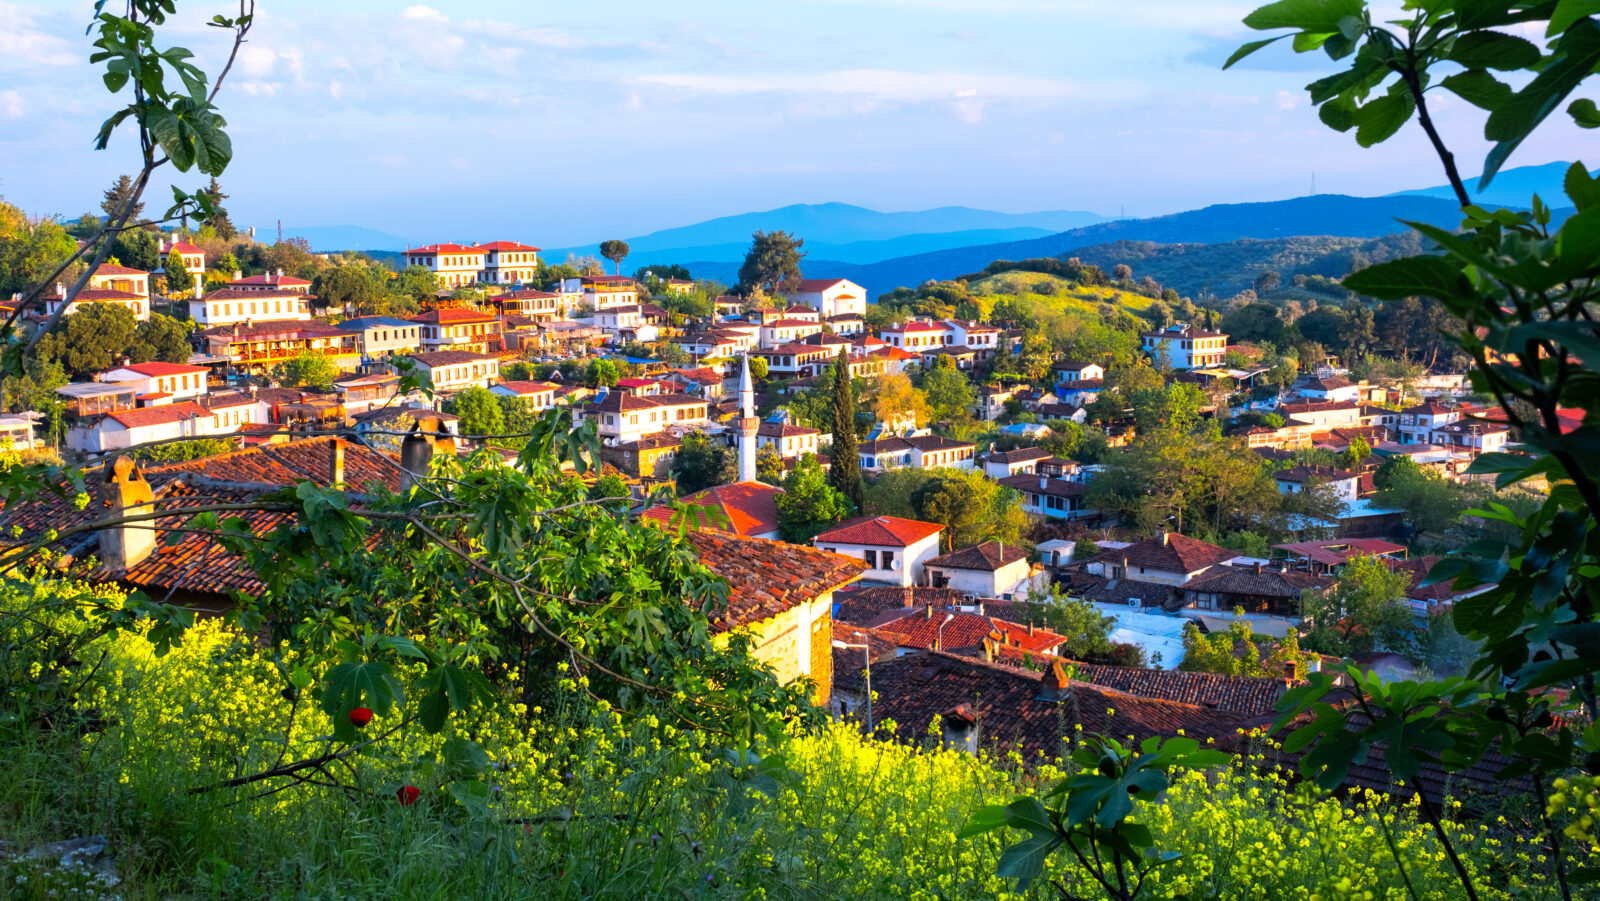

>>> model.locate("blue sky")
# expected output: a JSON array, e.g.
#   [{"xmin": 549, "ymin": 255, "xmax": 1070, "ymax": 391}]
[{"xmin": 0, "ymin": 1, "xmax": 1587, "ymax": 247}]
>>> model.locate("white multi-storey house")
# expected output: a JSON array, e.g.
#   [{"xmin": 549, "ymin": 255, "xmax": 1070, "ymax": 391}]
[
  {"xmin": 790, "ymin": 279, "xmax": 867, "ymax": 318},
  {"xmin": 190, "ymin": 288, "xmax": 310, "ymax": 326},
  {"xmin": 1141, "ymin": 323, "xmax": 1228, "ymax": 370}
]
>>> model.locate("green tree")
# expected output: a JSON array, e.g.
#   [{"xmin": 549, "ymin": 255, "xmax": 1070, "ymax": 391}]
[
  {"xmin": 109, "ymin": 226, "xmax": 160, "ymax": 272},
  {"xmin": 315, "ymin": 267, "xmax": 376, "ymax": 316},
  {"xmin": 673, "ymin": 430, "xmax": 736, "ymax": 495},
  {"xmin": 163, "ymin": 249, "xmax": 194, "ymax": 295},
  {"xmin": 1, "ymin": 356, "xmax": 68, "ymax": 415},
  {"xmin": 599, "ymin": 240, "xmax": 630, "ymax": 276},
  {"xmin": 828, "ymin": 348, "xmax": 864, "ymax": 510},
  {"xmin": 1342, "ymin": 435, "xmax": 1371, "ymax": 470},
  {"xmin": 776, "ymin": 453, "xmax": 851, "ymax": 542},
  {"xmin": 755, "ymin": 447, "xmax": 785, "ymax": 486},
  {"xmin": 588, "ymin": 472, "xmax": 631, "ymax": 502},
  {"xmin": 213, "ymin": 251, "xmax": 240, "ymax": 276},
  {"xmin": 1373, "ymin": 459, "xmax": 1472, "ymax": 540},
  {"xmin": 920, "ymin": 359, "xmax": 975, "ymax": 423},
  {"xmin": 0, "ymin": 203, "xmax": 77, "ymax": 296},
  {"xmin": 270, "ymin": 351, "xmax": 339, "ymax": 390},
  {"xmin": 449, "ymin": 387, "xmax": 507, "ymax": 439},
  {"xmin": 748, "ymin": 356, "xmax": 768, "ymax": 380},
  {"xmin": 394, "ymin": 265, "xmax": 441, "ymax": 307},
  {"xmin": 496, "ymin": 396, "xmax": 539, "ymax": 453},
  {"xmin": 34, "ymin": 303, "xmax": 140, "ymax": 377},
  {"xmin": 1301, "ymin": 555, "xmax": 1414, "ymax": 659},
  {"xmin": 1024, "ymin": 589, "xmax": 1142, "ymax": 666},
  {"xmin": 202, "ymin": 177, "xmax": 236, "ymax": 240},
  {"xmin": 131, "ymin": 313, "xmax": 193, "ymax": 363},
  {"xmin": 586, "ymin": 359, "xmax": 620, "ymax": 389},
  {"xmin": 869, "ymin": 372, "xmax": 929, "ymax": 429},
  {"xmin": 908, "ymin": 469, "xmax": 1026, "ymax": 551},
  {"xmin": 100, "ymin": 174, "xmax": 144, "ymax": 223},
  {"xmin": 737, "ymin": 230, "xmax": 805, "ymax": 296}
]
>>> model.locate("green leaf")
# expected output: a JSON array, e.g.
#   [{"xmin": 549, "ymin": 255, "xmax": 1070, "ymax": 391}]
[
  {"xmin": 1482, "ymin": 19, "xmax": 1600, "ymax": 187},
  {"xmin": 1319, "ymin": 96, "xmax": 1357, "ymax": 131},
  {"xmin": 416, "ymin": 663, "xmax": 492, "ymax": 733},
  {"xmin": 447, "ymin": 779, "xmax": 492, "ymax": 818},
  {"xmin": 1571, "ymin": 98, "xmax": 1600, "ymax": 128},
  {"xmin": 1549, "ymin": 0, "xmax": 1600, "ymax": 37},
  {"xmin": 1243, "ymin": 0, "xmax": 1365, "ymax": 33},
  {"xmin": 1447, "ymin": 31, "xmax": 1542, "ymax": 70},
  {"xmin": 1002, "ymin": 796, "xmax": 1055, "ymax": 836},
  {"xmin": 441, "ymin": 735, "xmax": 490, "ymax": 780},
  {"xmin": 1353, "ymin": 91, "xmax": 1415, "ymax": 147},
  {"xmin": 995, "ymin": 834, "xmax": 1060, "ymax": 890},
  {"xmin": 1224, "ymin": 35, "xmax": 1289, "ymax": 69},
  {"xmin": 958, "ymin": 804, "xmax": 1010, "ymax": 838},
  {"xmin": 1440, "ymin": 70, "xmax": 1512, "ymax": 111},
  {"xmin": 1342, "ymin": 255, "xmax": 1469, "ymax": 300},
  {"xmin": 1565, "ymin": 161, "xmax": 1600, "ymax": 211},
  {"xmin": 320, "ymin": 660, "xmax": 404, "ymax": 740}
]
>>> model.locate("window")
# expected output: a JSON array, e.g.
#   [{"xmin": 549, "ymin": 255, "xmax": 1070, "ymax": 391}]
[
  {"xmin": 863, "ymin": 550, "xmax": 877, "ymax": 569},
  {"xmin": 881, "ymin": 551, "xmax": 895, "ymax": 570}
]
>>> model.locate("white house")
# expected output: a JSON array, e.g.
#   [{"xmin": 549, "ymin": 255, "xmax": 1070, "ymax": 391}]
[
  {"xmin": 879, "ymin": 320, "xmax": 953, "ymax": 351},
  {"xmin": 0, "ymin": 416, "xmax": 37, "ymax": 451},
  {"xmin": 1082, "ymin": 532, "xmax": 1237, "ymax": 587},
  {"xmin": 998, "ymin": 472, "xmax": 1093, "ymax": 521},
  {"xmin": 596, "ymin": 304, "xmax": 642, "ymax": 334},
  {"xmin": 982, "ymin": 447, "xmax": 1052, "ymax": 479},
  {"xmin": 759, "ymin": 318, "xmax": 824, "ymax": 349},
  {"xmin": 923, "ymin": 541, "xmax": 1044, "ymax": 601},
  {"xmin": 857, "ymin": 435, "xmax": 976, "ymax": 472},
  {"xmin": 411, "ymin": 309, "xmax": 500, "ymax": 353},
  {"xmin": 87, "ymin": 263, "xmax": 151, "ymax": 304},
  {"xmin": 1141, "ymin": 323, "xmax": 1228, "ymax": 370},
  {"xmin": 405, "ymin": 351, "xmax": 501, "ymax": 393},
  {"xmin": 1052, "ymin": 360, "xmax": 1105, "ymax": 384},
  {"xmin": 490, "ymin": 380, "xmax": 560, "ymax": 411},
  {"xmin": 96, "ymin": 361, "xmax": 211, "ymax": 403},
  {"xmin": 159, "ymin": 240, "xmax": 206, "ymax": 279},
  {"xmin": 790, "ymin": 278, "xmax": 867, "ymax": 318},
  {"xmin": 1278, "ymin": 400, "xmax": 1363, "ymax": 430},
  {"xmin": 1274, "ymin": 465, "xmax": 1361, "ymax": 503},
  {"xmin": 68, "ymin": 402, "xmax": 216, "ymax": 453},
  {"xmin": 581, "ymin": 391, "xmax": 710, "ymax": 445},
  {"xmin": 1397, "ymin": 400, "xmax": 1460, "ymax": 445},
  {"xmin": 44, "ymin": 284, "xmax": 149, "ymax": 322},
  {"xmin": 946, "ymin": 320, "xmax": 1001, "ymax": 356},
  {"xmin": 191, "ymin": 288, "xmax": 310, "ymax": 326},
  {"xmin": 227, "ymin": 271, "xmax": 312, "ymax": 294},
  {"xmin": 1297, "ymin": 376, "xmax": 1361, "ymax": 403},
  {"xmin": 757, "ymin": 420, "xmax": 820, "ymax": 459},
  {"xmin": 401, "ymin": 243, "xmax": 487, "ymax": 288},
  {"xmin": 813, "ymin": 515, "xmax": 944, "ymax": 587}
]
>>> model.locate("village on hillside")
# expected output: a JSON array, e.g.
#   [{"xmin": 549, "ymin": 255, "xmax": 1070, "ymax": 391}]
[{"xmin": 0, "ymin": 219, "xmax": 1540, "ymax": 775}]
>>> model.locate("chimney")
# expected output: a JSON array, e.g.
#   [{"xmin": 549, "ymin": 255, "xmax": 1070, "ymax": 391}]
[
  {"xmin": 981, "ymin": 636, "xmax": 996, "ymax": 662},
  {"xmin": 1027, "ymin": 621, "xmax": 1035, "ymax": 636},
  {"xmin": 400, "ymin": 415, "xmax": 456, "ymax": 489},
  {"xmin": 1254, "ymin": 561, "xmax": 1262, "ymax": 575},
  {"xmin": 924, "ymin": 603, "xmax": 933, "ymax": 621},
  {"xmin": 56, "ymin": 282, "xmax": 66, "ymax": 298},
  {"xmin": 1160, "ymin": 529, "xmax": 1170, "ymax": 546},
  {"xmin": 1039, "ymin": 475, "xmax": 1046, "ymax": 490},
  {"xmin": 328, "ymin": 438, "xmax": 346, "ymax": 488},
  {"xmin": 903, "ymin": 584, "xmax": 914, "ymax": 608},
  {"xmin": 276, "ymin": 268, "xmax": 284, "ymax": 277},
  {"xmin": 1285, "ymin": 659, "xmax": 1299, "ymax": 683},
  {"xmin": 97, "ymin": 456, "xmax": 156, "ymax": 572},
  {"xmin": 1037, "ymin": 659, "xmax": 1074, "ymax": 703}
]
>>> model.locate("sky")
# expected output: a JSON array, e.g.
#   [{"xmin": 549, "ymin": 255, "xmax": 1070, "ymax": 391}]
[{"xmin": 0, "ymin": 0, "xmax": 1588, "ymax": 247}]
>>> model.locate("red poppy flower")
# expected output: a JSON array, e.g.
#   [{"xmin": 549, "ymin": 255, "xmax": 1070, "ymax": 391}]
[
  {"xmin": 349, "ymin": 707, "xmax": 374, "ymax": 728},
  {"xmin": 396, "ymin": 785, "xmax": 420, "ymax": 806}
]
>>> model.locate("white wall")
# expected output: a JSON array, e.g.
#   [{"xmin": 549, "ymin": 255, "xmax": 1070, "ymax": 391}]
[{"xmin": 813, "ymin": 533, "xmax": 941, "ymax": 587}]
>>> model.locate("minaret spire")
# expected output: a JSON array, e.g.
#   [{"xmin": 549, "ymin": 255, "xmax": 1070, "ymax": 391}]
[{"xmin": 737, "ymin": 353, "xmax": 758, "ymax": 483}]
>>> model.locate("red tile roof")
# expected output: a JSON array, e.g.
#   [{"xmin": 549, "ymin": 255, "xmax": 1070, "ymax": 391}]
[
  {"xmin": 405, "ymin": 244, "xmax": 480, "ymax": 255},
  {"xmin": 93, "ymin": 263, "xmax": 147, "ymax": 277},
  {"xmin": 105, "ymin": 402, "xmax": 210, "ymax": 429},
  {"xmin": 493, "ymin": 380, "xmax": 557, "ymax": 396},
  {"xmin": 1274, "ymin": 539, "xmax": 1407, "ymax": 566},
  {"xmin": 685, "ymin": 531, "xmax": 864, "ymax": 630},
  {"xmin": 161, "ymin": 241, "xmax": 203, "ymax": 255},
  {"xmin": 201, "ymin": 288, "xmax": 308, "ymax": 301},
  {"xmin": 924, "ymin": 540, "xmax": 1029, "ymax": 572},
  {"xmin": 410, "ymin": 351, "xmax": 496, "ymax": 367},
  {"xmin": 411, "ymin": 308, "xmax": 496, "ymax": 324},
  {"xmin": 795, "ymin": 278, "xmax": 848, "ymax": 291},
  {"xmin": 72, "ymin": 289, "xmax": 145, "ymax": 302},
  {"xmin": 229, "ymin": 273, "xmax": 311, "ymax": 288},
  {"xmin": 642, "ymin": 481, "xmax": 783, "ymax": 538},
  {"xmin": 814, "ymin": 515, "xmax": 943, "ymax": 548},
  {"xmin": 106, "ymin": 361, "xmax": 209, "ymax": 377},
  {"xmin": 1087, "ymin": 532, "xmax": 1236, "ymax": 575},
  {"xmin": 476, "ymin": 241, "xmax": 541, "ymax": 252},
  {"xmin": 875, "ymin": 609, "xmax": 1064, "ymax": 655}
]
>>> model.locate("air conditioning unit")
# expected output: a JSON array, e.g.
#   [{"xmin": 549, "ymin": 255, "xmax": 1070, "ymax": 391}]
[{"xmin": 1128, "ymin": 598, "xmax": 1141, "ymax": 608}]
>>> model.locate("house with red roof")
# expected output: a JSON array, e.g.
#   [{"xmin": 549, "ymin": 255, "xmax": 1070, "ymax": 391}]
[
  {"xmin": 475, "ymin": 241, "xmax": 541, "ymax": 285},
  {"xmin": 924, "ymin": 540, "xmax": 1044, "ymax": 600},
  {"xmin": 879, "ymin": 319, "xmax": 953, "ymax": 351},
  {"xmin": 759, "ymin": 318, "xmax": 825, "ymax": 349},
  {"xmin": 191, "ymin": 288, "xmax": 311, "ymax": 326},
  {"xmin": 789, "ymin": 278, "xmax": 866, "ymax": 319},
  {"xmin": 489, "ymin": 380, "xmax": 560, "ymax": 410},
  {"xmin": 641, "ymin": 481, "xmax": 784, "ymax": 541},
  {"xmin": 227, "ymin": 271, "xmax": 312, "ymax": 294},
  {"xmin": 1083, "ymin": 531, "xmax": 1238, "ymax": 588},
  {"xmin": 411, "ymin": 308, "xmax": 500, "ymax": 353},
  {"xmin": 159, "ymin": 240, "xmax": 206, "ymax": 279},
  {"xmin": 401, "ymin": 244, "xmax": 485, "ymax": 288},
  {"xmin": 813, "ymin": 515, "xmax": 944, "ymax": 587},
  {"xmin": 68, "ymin": 401, "xmax": 216, "ymax": 453},
  {"xmin": 87, "ymin": 263, "xmax": 151, "ymax": 305},
  {"xmin": 96, "ymin": 361, "xmax": 211, "ymax": 404},
  {"xmin": 43, "ymin": 284, "xmax": 150, "ymax": 322}
]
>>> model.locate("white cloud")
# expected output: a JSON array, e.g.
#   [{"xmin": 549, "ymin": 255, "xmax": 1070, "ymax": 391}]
[
  {"xmin": 636, "ymin": 69, "xmax": 1079, "ymax": 102},
  {"xmin": 461, "ymin": 19, "xmax": 581, "ymax": 48},
  {"xmin": 0, "ymin": 2, "xmax": 76, "ymax": 67},
  {"xmin": 400, "ymin": 6, "xmax": 448, "ymax": 23},
  {"xmin": 0, "ymin": 89, "xmax": 22, "ymax": 118},
  {"xmin": 1276, "ymin": 90, "xmax": 1298, "ymax": 111}
]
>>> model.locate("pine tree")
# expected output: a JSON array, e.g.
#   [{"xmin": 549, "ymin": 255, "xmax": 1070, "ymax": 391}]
[
  {"xmin": 164, "ymin": 249, "xmax": 193, "ymax": 295},
  {"xmin": 100, "ymin": 174, "xmax": 144, "ymax": 223},
  {"xmin": 203, "ymin": 177, "xmax": 236, "ymax": 240},
  {"xmin": 828, "ymin": 347, "xmax": 863, "ymax": 511}
]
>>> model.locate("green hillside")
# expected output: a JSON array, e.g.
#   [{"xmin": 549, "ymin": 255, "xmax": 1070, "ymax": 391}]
[{"xmin": 966, "ymin": 271, "xmax": 1157, "ymax": 314}]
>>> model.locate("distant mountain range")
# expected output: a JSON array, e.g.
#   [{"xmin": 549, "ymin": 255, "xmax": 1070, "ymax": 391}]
[
  {"xmin": 1387, "ymin": 160, "xmax": 1596, "ymax": 208},
  {"xmin": 677, "ymin": 193, "xmax": 1486, "ymax": 291},
  {"xmin": 284, "ymin": 160, "xmax": 1584, "ymax": 297}
]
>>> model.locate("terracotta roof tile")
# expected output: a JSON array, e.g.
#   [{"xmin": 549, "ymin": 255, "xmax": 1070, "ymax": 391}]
[
  {"xmin": 814, "ymin": 515, "xmax": 943, "ymax": 548},
  {"xmin": 686, "ymin": 532, "xmax": 864, "ymax": 630},
  {"xmin": 925, "ymin": 540, "xmax": 1029, "ymax": 572}
]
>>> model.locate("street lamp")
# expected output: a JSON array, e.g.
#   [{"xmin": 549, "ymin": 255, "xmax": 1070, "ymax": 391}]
[
  {"xmin": 830, "ymin": 630, "xmax": 874, "ymax": 732},
  {"xmin": 936, "ymin": 612, "xmax": 955, "ymax": 652}
]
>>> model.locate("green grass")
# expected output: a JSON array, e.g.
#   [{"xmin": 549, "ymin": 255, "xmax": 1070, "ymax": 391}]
[{"xmin": 963, "ymin": 272, "xmax": 1157, "ymax": 318}]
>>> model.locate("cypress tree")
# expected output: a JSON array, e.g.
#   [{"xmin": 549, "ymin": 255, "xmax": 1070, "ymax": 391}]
[{"xmin": 829, "ymin": 347, "xmax": 864, "ymax": 511}]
